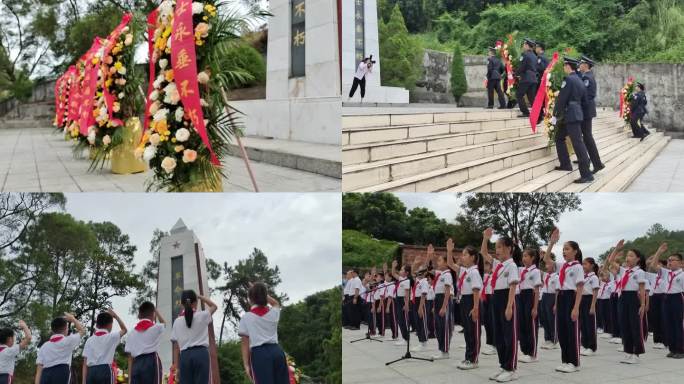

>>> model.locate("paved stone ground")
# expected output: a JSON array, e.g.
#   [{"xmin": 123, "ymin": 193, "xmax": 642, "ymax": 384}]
[
  {"xmin": 0, "ymin": 128, "xmax": 340, "ymax": 192},
  {"xmin": 627, "ymin": 139, "xmax": 684, "ymax": 192},
  {"xmin": 343, "ymin": 327, "xmax": 682, "ymax": 384}
]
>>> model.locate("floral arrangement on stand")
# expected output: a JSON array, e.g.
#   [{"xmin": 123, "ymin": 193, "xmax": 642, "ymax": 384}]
[
  {"xmin": 71, "ymin": 39, "xmax": 106, "ymax": 158},
  {"xmin": 67, "ymin": 58, "xmax": 87, "ymax": 141},
  {"xmin": 138, "ymin": 0, "xmax": 263, "ymax": 191},
  {"xmin": 499, "ymin": 33, "xmax": 521, "ymax": 101},
  {"xmin": 620, "ymin": 77, "xmax": 636, "ymax": 125},
  {"xmin": 287, "ymin": 354, "xmax": 303, "ymax": 384},
  {"xmin": 53, "ymin": 70, "xmax": 73, "ymax": 132}
]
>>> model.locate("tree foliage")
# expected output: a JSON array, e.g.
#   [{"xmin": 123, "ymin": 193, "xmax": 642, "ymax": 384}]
[
  {"xmin": 597, "ymin": 223, "xmax": 684, "ymax": 264},
  {"xmin": 450, "ymin": 42, "xmax": 467, "ymax": 103},
  {"xmin": 342, "ymin": 229, "xmax": 399, "ymax": 268},
  {"xmin": 378, "ymin": 5, "xmax": 421, "ymax": 90},
  {"xmin": 0, "ymin": 193, "xmax": 65, "ymax": 254}
]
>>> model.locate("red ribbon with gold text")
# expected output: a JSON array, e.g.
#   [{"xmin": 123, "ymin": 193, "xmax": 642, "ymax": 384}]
[
  {"xmin": 143, "ymin": 9, "xmax": 159, "ymax": 137},
  {"xmin": 54, "ymin": 74, "xmax": 64, "ymax": 126},
  {"xmin": 529, "ymin": 52, "xmax": 559, "ymax": 132},
  {"xmin": 171, "ymin": 0, "xmax": 220, "ymax": 165},
  {"xmin": 102, "ymin": 13, "xmax": 133, "ymax": 128},
  {"xmin": 78, "ymin": 38, "xmax": 103, "ymax": 136},
  {"xmin": 619, "ymin": 76, "xmax": 634, "ymax": 118},
  {"xmin": 67, "ymin": 65, "xmax": 83, "ymax": 125}
]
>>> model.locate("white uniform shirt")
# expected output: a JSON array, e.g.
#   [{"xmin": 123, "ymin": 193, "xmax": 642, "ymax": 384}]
[
  {"xmin": 415, "ymin": 278, "xmax": 429, "ymax": 299},
  {"xmin": 396, "ymin": 278, "xmax": 411, "ymax": 297},
  {"xmin": 343, "ymin": 280, "xmax": 352, "ymax": 295},
  {"xmin": 124, "ymin": 320, "xmax": 166, "ymax": 357},
  {"xmin": 170, "ymin": 310, "xmax": 212, "ymax": 351},
  {"xmin": 238, "ymin": 307, "xmax": 280, "ymax": 348},
  {"xmin": 384, "ymin": 282, "xmax": 396, "ymax": 298},
  {"xmin": 457, "ymin": 266, "xmax": 483, "ymax": 295},
  {"xmin": 598, "ymin": 281, "xmax": 614, "ymax": 300},
  {"xmin": 354, "ymin": 61, "xmax": 371, "ymax": 80},
  {"xmin": 427, "ymin": 285, "xmax": 436, "ymax": 300},
  {"xmin": 542, "ymin": 272, "xmax": 559, "ymax": 294},
  {"xmin": 644, "ymin": 272, "xmax": 657, "ymax": 296},
  {"xmin": 654, "ymin": 267, "xmax": 669, "ymax": 294},
  {"xmin": 36, "ymin": 333, "xmax": 81, "ymax": 368},
  {"xmin": 348, "ymin": 276, "xmax": 362, "ymax": 296},
  {"xmin": 518, "ymin": 265, "xmax": 542, "ymax": 290},
  {"xmin": 434, "ymin": 270, "xmax": 453, "ymax": 294},
  {"xmin": 491, "ymin": 259, "xmax": 520, "ymax": 291},
  {"xmin": 483, "ymin": 273, "xmax": 493, "ymax": 295},
  {"xmin": 555, "ymin": 261, "xmax": 584, "ymax": 291},
  {"xmin": 618, "ymin": 266, "xmax": 646, "ymax": 292},
  {"xmin": 582, "ymin": 272, "xmax": 599, "ymax": 295},
  {"xmin": 0, "ymin": 344, "xmax": 20, "ymax": 374},
  {"xmin": 82, "ymin": 329, "xmax": 121, "ymax": 366},
  {"xmin": 666, "ymin": 268, "xmax": 684, "ymax": 294}
]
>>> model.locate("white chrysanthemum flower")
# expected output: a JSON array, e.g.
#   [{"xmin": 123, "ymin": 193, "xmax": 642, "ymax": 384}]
[
  {"xmin": 159, "ymin": 0, "xmax": 174, "ymax": 18},
  {"xmin": 159, "ymin": 58, "xmax": 168, "ymax": 70},
  {"xmin": 143, "ymin": 145, "xmax": 157, "ymax": 162},
  {"xmin": 161, "ymin": 156, "xmax": 177, "ymax": 174},
  {"xmin": 153, "ymin": 108, "xmax": 169, "ymax": 122},
  {"xmin": 150, "ymin": 90, "xmax": 159, "ymax": 101},
  {"xmin": 175, "ymin": 107, "xmax": 184, "ymax": 122},
  {"xmin": 175, "ymin": 127, "xmax": 191, "ymax": 142},
  {"xmin": 103, "ymin": 135, "xmax": 111, "ymax": 146},
  {"xmin": 192, "ymin": 2, "xmax": 204, "ymax": 14}
]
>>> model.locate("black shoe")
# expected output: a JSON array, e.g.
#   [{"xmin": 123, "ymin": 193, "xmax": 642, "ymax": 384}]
[
  {"xmin": 673, "ymin": 353, "xmax": 684, "ymax": 359},
  {"xmin": 555, "ymin": 166, "xmax": 572, "ymax": 172},
  {"xmin": 485, "ymin": 106, "xmax": 494, "ymax": 109},
  {"xmin": 574, "ymin": 176, "xmax": 595, "ymax": 184},
  {"xmin": 498, "ymin": 106, "xmax": 506, "ymax": 109},
  {"xmin": 640, "ymin": 136, "xmax": 645, "ymax": 142},
  {"xmin": 572, "ymin": 160, "xmax": 578, "ymax": 164},
  {"xmin": 592, "ymin": 164, "xmax": 605, "ymax": 174},
  {"xmin": 349, "ymin": 326, "xmax": 360, "ymax": 330},
  {"xmin": 517, "ymin": 113, "xmax": 530, "ymax": 118},
  {"xmin": 666, "ymin": 352, "xmax": 675, "ymax": 357}
]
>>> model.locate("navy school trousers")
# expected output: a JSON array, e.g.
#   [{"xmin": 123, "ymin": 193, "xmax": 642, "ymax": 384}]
[
  {"xmin": 557, "ymin": 290, "xmax": 580, "ymax": 366},
  {"xmin": 517, "ymin": 289, "xmax": 538, "ymax": 358},
  {"xmin": 459, "ymin": 294, "xmax": 481, "ymax": 363},
  {"xmin": 179, "ymin": 346, "xmax": 210, "ymax": 384},
  {"xmin": 394, "ymin": 296, "xmax": 409, "ymax": 341},
  {"xmin": 579, "ymin": 295, "xmax": 597, "ymax": 351},
  {"xmin": 540, "ymin": 292, "xmax": 557, "ymax": 343},
  {"xmin": 492, "ymin": 289, "xmax": 517, "ymax": 371},
  {"xmin": 0, "ymin": 374, "xmax": 13, "ymax": 384},
  {"xmin": 426, "ymin": 299, "xmax": 436, "ymax": 338},
  {"xmin": 85, "ymin": 364, "xmax": 113, "ymax": 384},
  {"xmin": 250, "ymin": 343, "xmax": 289, "ymax": 384},
  {"xmin": 414, "ymin": 300, "xmax": 429, "ymax": 343},
  {"xmin": 130, "ymin": 352, "xmax": 162, "ymax": 384},
  {"xmin": 481, "ymin": 296, "xmax": 495, "ymax": 346},
  {"xmin": 619, "ymin": 291, "xmax": 645, "ymax": 355},
  {"xmin": 610, "ymin": 292, "xmax": 621, "ymax": 338},
  {"xmin": 39, "ymin": 364, "xmax": 70, "ymax": 384},
  {"xmin": 434, "ymin": 293, "xmax": 452, "ymax": 353},
  {"xmin": 663, "ymin": 293, "xmax": 684, "ymax": 354},
  {"xmin": 648, "ymin": 293, "xmax": 665, "ymax": 344}
]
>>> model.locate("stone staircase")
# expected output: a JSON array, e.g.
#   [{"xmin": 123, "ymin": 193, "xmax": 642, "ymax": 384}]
[
  {"xmin": 342, "ymin": 106, "xmax": 670, "ymax": 192},
  {"xmin": 0, "ymin": 100, "xmax": 55, "ymax": 129}
]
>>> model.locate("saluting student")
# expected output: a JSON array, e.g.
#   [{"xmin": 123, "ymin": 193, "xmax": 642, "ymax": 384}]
[
  {"xmin": 170, "ymin": 290, "xmax": 218, "ymax": 384},
  {"xmin": 662, "ymin": 253, "xmax": 683, "ymax": 358},
  {"xmin": 455, "ymin": 245, "xmax": 484, "ymax": 370},
  {"xmin": 543, "ymin": 228, "xmax": 584, "ymax": 373},
  {"xmin": 411, "ymin": 269, "xmax": 430, "ymax": 352},
  {"xmin": 608, "ymin": 262, "xmax": 623, "ymax": 345},
  {"xmin": 481, "ymin": 260, "xmax": 496, "ymax": 355},
  {"xmin": 579, "ymin": 258, "xmax": 599, "ymax": 356},
  {"xmin": 239, "ymin": 283, "xmax": 289, "ymax": 384},
  {"xmin": 426, "ymin": 272, "xmax": 436, "ymax": 339},
  {"xmin": 597, "ymin": 270, "xmax": 615, "ymax": 338},
  {"xmin": 540, "ymin": 257, "xmax": 560, "ymax": 350},
  {"xmin": 646, "ymin": 243, "xmax": 670, "ymax": 350},
  {"xmin": 35, "ymin": 313, "xmax": 86, "ymax": 384},
  {"xmin": 432, "ymin": 250, "xmax": 454, "ymax": 361},
  {"xmin": 390, "ymin": 261, "xmax": 412, "ymax": 347},
  {"xmin": 606, "ymin": 241, "xmax": 647, "ymax": 364},
  {"xmin": 82, "ymin": 310, "xmax": 127, "ymax": 384},
  {"xmin": 382, "ymin": 271, "xmax": 398, "ymax": 341},
  {"xmin": 125, "ymin": 302, "xmax": 166, "ymax": 384},
  {"xmin": 0, "ymin": 320, "xmax": 32, "ymax": 384},
  {"xmin": 481, "ymin": 228, "xmax": 521, "ymax": 383},
  {"xmin": 517, "ymin": 248, "xmax": 542, "ymax": 363}
]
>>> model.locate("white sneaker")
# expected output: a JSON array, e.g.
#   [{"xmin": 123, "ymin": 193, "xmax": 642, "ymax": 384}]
[
  {"xmin": 410, "ymin": 343, "xmax": 425, "ymax": 352},
  {"xmin": 549, "ymin": 343, "xmax": 560, "ymax": 350},
  {"xmin": 496, "ymin": 370, "xmax": 518, "ymax": 382},
  {"xmin": 555, "ymin": 364, "xmax": 568, "ymax": 372},
  {"xmin": 620, "ymin": 354, "xmax": 633, "ymax": 364},
  {"xmin": 616, "ymin": 345, "xmax": 624, "ymax": 352},
  {"xmin": 489, "ymin": 369, "xmax": 505, "ymax": 380},
  {"xmin": 540, "ymin": 341, "xmax": 550, "ymax": 349},
  {"xmin": 653, "ymin": 343, "xmax": 666, "ymax": 349},
  {"xmin": 482, "ymin": 345, "xmax": 497, "ymax": 355},
  {"xmin": 394, "ymin": 340, "xmax": 407, "ymax": 346},
  {"xmin": 455, "ymin": 325, "xmax": 464, "ymax": 332},
  {"xmin": 518, "ymin": 354, "xmax": 538, "ymax": 363},
  {"xmin": 458, "ymin": 343, "xmax": 466, "ymax": 349},
  {"xmin": 597, "ymin": 328, "xmax": 604, "ymax": 334},
  {"xmin": 600, "ymin": 333, "xmax": 612, "ymax": 339},
  {"xmin": 580, "ymin": 348, "xmax": 595, "ymax": 356},
  {"xmin": 609, "ymin": 337, "xmax": 621, "ymax": 344},
  {"xmin": 457, "ymin": 360, "xmax": 478, "ymax": 370},
  {"xmin": 431, "ymin": 352, "xmax": 449, "ymax": 360},
  {"xmin": 563, "ymin": 363, "xmax": 579, "ymax": 373}
]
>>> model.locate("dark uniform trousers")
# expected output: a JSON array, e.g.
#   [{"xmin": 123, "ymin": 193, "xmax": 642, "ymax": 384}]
[
  {"xmin": 517, "ymin": 289, "xmax": 538, "ymax": 358},
  {"xmin": 426, "ymin": 299, "xmax": 436, "ymax": 338},
  {"xmin": 0, "ymin": 374, "xmax": 12, "ymax": 384},
  {"xmin": 541, "ymin": 292, "xmax": 557, "ymax": 343},
  {"xmin": 459, "ymin": 294, "xmax": 481, "ymax": 363},
  {"xmin": 492, "ymin": 289, "xmax": 517, "ymax": 371},
  {"xmin": 620, "ymin": 291, "xmax": 645, "ymax": 355},
  {"xmin": 250, "ymin": 344, "xmax": 289, "ymax": 384},
  {"xmin": 349, "ymin": 77, "xmax": 366, "ymax": 99},
  {"xmin": 648, "ymin": 293, "xmax": 664, "ymax": 344},
  {"xmin": 488, "ymin": 80, "xmax": 506, "ymax": 108},
  {"xmin": 579, "ymin": 295, "xmax": 597, "ymax": 351},
  {"xmin": 482, "ymin": 296, "xmax": 495, "ymax": 346},
  {"xmin": 663, "ymin": 292, "xmax": 684, "ymax": 354},
  {"xmin": 130, "ymin": 352, "xmax": 162, "ymax": 384},
  {"xmin": 415, "ymin": 301, "xmax": 429, "ymax": 343},
  {"xmin": 610, "ymin": 292, "xmax": 621, "ymax": 338},
  {"xmin": 39, "ymin": 364, "xmax": 70, "ymax": 384},
  {"xmin": 557, "ymin": 290, "xmax": 580, "ymax": 366},
  {"xmin": 555, "ymin": 119, "xmax": 592, "ymax": 179},
  {"xmin": 597, "ymin": 298, "xmax": 611, "ymax": 334},
  {"xmin": 581, "ymin": 118, "xmax": 602, "ymax": 169},
  {"xmin": 384, "ymin": 299, "xmax": 398, "ymax": 339},
  {"xmin": 85, "ymin": 364, "xmax": 113, "ymax": 384},
  {"xmin": 516, "ymin": 82, "xmax": 537, "ymax": 115},
  {"xmin": 434, "ymin": 293, "xmax": 452, "ymax": 353},
  {"xmin": 394, "ymin": 297, "xmax": 410, "ymax": 341},
  {"xmin": 630, "ymin": 113, "xmax": 648, "ymax": 138},
  {"xmin": 180, "ymin": 346, "xmax": 211, "ymax": 384}
]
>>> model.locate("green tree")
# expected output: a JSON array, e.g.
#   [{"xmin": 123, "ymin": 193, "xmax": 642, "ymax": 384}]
[
  {"xmin": 450, "ymin": 42, "xmax": 467, "ymax": 103},
  {"xmin": 130, "ymin": 228, "xmax": 167, "ymax": 313},
  {"xmin": 378, "ymin": 5, "xmax": 421, "ymax": 91},
  {"xmin": 342, "ymin": 229, "xmax": 399, "ymax": 268},
  {"xmin": 597, "ymin": 223, "xmax": 684, "ymax": 264},
  {"xmin": 342, "ymin": 193, "xmax": 408, "ymax": 242},
  {"xmin": 0, "ymin": 193, "xmax": 65, "ymax": 253}
]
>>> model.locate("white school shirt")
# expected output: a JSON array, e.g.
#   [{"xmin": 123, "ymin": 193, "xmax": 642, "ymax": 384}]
[
  {"xmin": 170, "ymin": 310, "xmax": 212, "ymax": 351},
  {"xmin": 483, "ymin": 273, "xmax": 493, "ymax": 295},
  {"xmin": 458, "ymin": 266, "xmax": 483, "ymax": 295},
  {"xmin": 0, "ymin": 344, "xmax": 20, "ymax": 374},
  {"xmin": 491, "ymin": 259, "xmax": 520, "ymax": 291},
  {"xmin": 36, "ymin": 333, "xmax": 81, "ymax": 368},
  {"xmin": 348, "ymin": 276, "xmax": 362, "ymax": 296},
  {"xmin": 644, "ymin": 272, "xmax": 657, "ymax": 296},
  {"xmin": 238, "ymin": 306, "xmax": 280, "ymax": 348},
  {"xmin": 427, "ymin": 285, "xmax": 436, "ymax": 300},
  {"xmin": 542, "ymin": 272, "xmax": 559, "ymax": 294},
  {"xmin": 343, "ymin": 280, "xmax": 353, "ymax": 295},
  {"xmin": 415, "ymin": 278, "xmax": 429, "ymax": 299},
  {"xmin": 384, "ymin": 282, "xmax": 396, "ymax": 298},
  {"xmin": 598, "ymin": 281, "xmax": 614, "ymax": 300},
  {"xmin": 582, "ymin": 272, "xmax": 599, "ymax": 295},
  {"xmin": 555, "ymin": 260, "xmax": 584, "ymax": 291},
  {"xmin": 396, "ymin": 278, "xmax": 411, "ymax": 297},
  {"xmin": 654, "ymin": 267, "xmax": 669, "ymax": 294},
  {"xmin": 82, "ymin": 329, "xmax": 121, "ymax": 366},
  {"xmin": 434, "ymin": 270, "xmax": 453, "ymax": 294},
  {"xmin": 666, "ymin": 268, "xmax": 684, "ymax": 294},
  {"xmin": 124, "ymin": 320, "xmax": 166, "ymax": 357},
  {"xmin": 618, "ymin": 266, "xmax": 647, "ymax": 292},
  {"xmin": 354, "ymin": 61, "xmax": 371, "ymax": 80},
  {"xmin": 518, "ymin": 265, "xmax": 542, "ymax": 290}
]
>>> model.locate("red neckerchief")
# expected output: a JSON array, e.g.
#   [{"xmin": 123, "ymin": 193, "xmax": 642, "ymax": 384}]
[
  {"xmin": 584, "ymin": 272, "xmax": 596, "ymax": 280},
  {"xmin": 482, "ymin": 274, "xmax": 490, "ymax": 301},
  {"xmin": 49, "ymin": 335, "xmax": 64, "ymax": 343},
  {"xmin": 457, "ymin": 269, "xmax": 468, "ymax": 292},
  {"xmin": 559, "ymin": 261, "xmax": 579, "ymax": 287},
  {"xmin": 250, "ymin": 305, "xmax": 270, "ymax": 317},
  {"xmin": 618, "ymin": 268, "xmax": 634, "ymax": 293},
  {"xmin": 0, "ymin": 346, "xmax": 5, "ymax": 352},
  {"xmin": 544, "ymin": 273, "xmax": 551, "ymax": 288},
  {"xmin": 94, "ymin": 330, "xmax": 108, "ymax": 336},
  {"xmin": 668, "ymin": 269, "xmax": 682, "ymax": 292},
  {"xmin": 135, "ymin": 319, "xmax": 155, "ymax": 332},
  {"xmin": 520, "ymin": 265, "xmax": 536, "ymax": 283},
  {"xmin": 655, "ymin": 271, "xmax": 663, "ymax": 291},
  {"xmin": 599, "ymin": 281, "xmax": 607, "ymax": 297},
  {"xmin": 431, "ymin": 271, "xmax": 441, "ymax": 290},
  {"xmin": 490, "ymin": 262, "xmax": 504, "ymax": 289}
]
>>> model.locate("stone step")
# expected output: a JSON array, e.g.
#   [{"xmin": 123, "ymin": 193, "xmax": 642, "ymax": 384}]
[
  {"xmin": 343, "ymin": 115, "xmax": 616, "ymax": 165},
  {"xmin": 0, "ymin": 119, "xmax": 53, "ymax": 129},
  {"xmin": 227, "ymin": 136, "xmax": 341, "ymax": 179},
  {"xmin": 342, "ymin": 122, "xmax": 622, "ymax": 191}
]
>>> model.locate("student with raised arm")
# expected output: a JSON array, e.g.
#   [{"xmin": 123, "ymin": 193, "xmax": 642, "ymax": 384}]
[
  {"xmin": 646, "ymin": 243, "xmax": 669, "ymax": 350},
  {"xmin": 170, "ymin": 290, "xmax": 218, "ymax": 384},
  {"xmin": 432, "ymin": 248, "xmax": 453, "ymax": 361},
  {"xmin": 382, "ymin": 262, "xmax": 398, "ymax": 341},
  {"xmin": 481, "ymin": 228, "xmax": 520, "ymax": 383},
  {"xmin": 82, "ymin": 309, "xmax": 127, "ymax": 384},
  {"xmin": 390, "ymin": 260, "xmax": 412, "ymax": 347},
  {"xmin": 126, "ymin": 302, "xmax": 167, "ymax": 384},
  {"xmin": 35, "ymin": 313, "xmax": 85, "ymax": 384},
  {"xmin": 540, "ymin": 253, "xmax": 560, "ymax": 350},
  {"xmin": 517, "ymin": 247, "xmax": 542, "ymax": 363},
  {"xmin": 0, "ymin": 320, "xmax": 32, "ymax": 384},
  {"xmin": 543, "ymin": 227, "xmax": 584, "ymax": 373},
  {"xmin": 455, "ymin": 245, "xmax": 484, "ymax": 370},
  {"xmin": 579, "ymin": 258, "xmax": 600, "ymax": 357},
  {"xmin": 239, "ymin": 283, "xmax": 289, "ymax": 384}
]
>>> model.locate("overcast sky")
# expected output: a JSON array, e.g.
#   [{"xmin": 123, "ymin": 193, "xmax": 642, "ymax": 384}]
[
  {"xmin": 396, "ymin": 193, "xmax": 684, "ymax": 259},
  {"xmin": 62, "ymin": 192, "xmax": 341, "ymax": 339}
]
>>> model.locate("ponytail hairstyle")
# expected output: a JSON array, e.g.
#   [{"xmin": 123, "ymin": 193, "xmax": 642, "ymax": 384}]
[
  {"xmin": 629, "ymin": 248, "xmax": 647, "ymax": 270},
  {"xmin": 523, "ymin": 247, "xmax": 541, "ymax": 268},
  {"xmin": 464, "ymin": 245, "xmax": 485, "ymax": 278},
  {"xmin": 566, "ymin": 241, "xmax": 583, "ymax": 262},
  {"xmin": 499, "ymin": 235, "xmax": 523, "ymax": 266},
  {"xmin": 248, "ymin": 282, "xmax": 268, "ymax": 307},
  {"xmin": 585, "ymin": 257, "xmax": 599, "ymax": 275},
  {"xmin": 181, "ymin": 290, "xmax": 198, "ymax": 328}
]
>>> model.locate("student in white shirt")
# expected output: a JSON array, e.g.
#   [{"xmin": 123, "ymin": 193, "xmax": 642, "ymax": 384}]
[
  {"xmin": 481, "ymin": 228, "xmax": 521, "ymax": 382},
  {"xmin": 389, "ymin": 260, "xmax": 412, "ymax": 347},
  {"xmin": 374, "ymin": 272, "xmax": 386, "ymax": 337},
  {"xmin": 517, "ymin": 248, "xmax": 542, "ymax": 363},
  {"xmin": 382, "ymin": 272, "xmax": 398, "ymax": 341},
  {"xmin": 0, "ymin": 320, "xmax": 31, "ymax": 384},
  {"xmin": 425, "ymin": 272, "xmax": 436, "ymax": 340},
  {"xmin": 579, "ymin": 258, "xmax": 600, "ymax": 356},
  {"xmin": 35, "ymin": 313, "xmax": 85, "ymax": 384},
  {"xmin": 454, "ymin": 245, "xmax": 484, "ymax": 370},
  {"xmin": 662, "ymin": 252, "xmax": 683, "ymax": 358},
  {"xmin": 170, "ymin": 290, "xmax": 218, "ymax": 384},
  {"xmin": 596, "ymin": 270, "xmax": 614, "ymax": 338},
  {"xmin": 540, "ymin": 255, "xmax": 560, "ymax": 350},
  {"xmin": 347, "ymin": 56, "xmax": 375, "ymax": 102},
  {"xmin": 412, "ymin": 269, "xmax": 430, "ymax": 352},
  {"xmin": 82, "ymin": 309, "xmax": 127, "ymax": 384},
  {"xmin": 543, "ymin": 228, "xmax": 585, "ymax": 374},
  {"xmin": 239, "ymin": 282, "xmax": 289, "ymax": 384},
  {"xmin": 605, "ymin": 240, "xmax": 647, "ymax": 364},
  {"xmin": 481, "ymin": 260, "xmax": 496, "ymax": 355},
  {"xmin": 646, "ymin": 243, "xmax": 670, "ymax": 350},
  {"xmin": 125, "ymin": 301, "xmax": 167, "ymax": 384}
]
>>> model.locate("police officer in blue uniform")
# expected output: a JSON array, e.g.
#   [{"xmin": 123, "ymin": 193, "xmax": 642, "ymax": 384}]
[
  {"xmin": 535, "ymin": 41, "xmax": 550, "ymax": 124},
  {"xmin": 578, "ymin": 56, "xmax": 605, "ymax": 173},
  {"xmin": 486, "ymin": 47, "xmax": 506, "ymax": 109},
  {"xmin": 552, "ymin": 57, "xmax": 594, "ymax": 184},
  {"xmin": 630, "ymin": 82, "xmax": 650, "ymax": 140},
  {"xmin": 515, "ymin": 38, "xmax": 538, "ymax": 118}
]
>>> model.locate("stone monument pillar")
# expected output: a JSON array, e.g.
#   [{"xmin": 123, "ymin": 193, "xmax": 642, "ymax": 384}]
[
  {"xmin": 156, "ymin": 219, "xmax": 220, "ymax": 384},
  {"xmin": 341, "ymin": 0, "xmax": 409, "ymax": 103}
]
